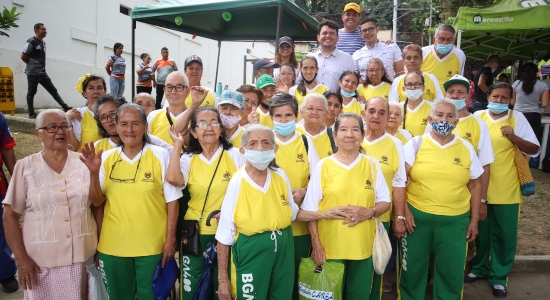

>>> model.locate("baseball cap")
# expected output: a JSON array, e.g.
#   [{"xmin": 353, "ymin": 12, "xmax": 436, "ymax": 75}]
[
  {"xmin": 344, "ymin": 2, "xmax": 361, "ymax": 14},
  {"xmin": 278, "ymin": 36, "xmax": 293, "ymax": 47},
  {"xmin": 256, "ymin": 74, "xmax": 276, "ymax": 88},
  {"xmin": 218, "ymin": 90, "xmax": 244, "ymax": 109},
  {"xmin": 184, "ymin": 55, "xmax": 202, "ymax": 68},
  {"xmin": 444, "ymin": 74, "xmax": 470, "ymax": 92},
  {"xmin": 253, "ymin": 58, "xmax": 279, "ymax": 73}
]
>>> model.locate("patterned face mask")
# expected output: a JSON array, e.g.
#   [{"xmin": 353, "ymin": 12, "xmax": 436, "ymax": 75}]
[{"xmin": 431, "ymin": 120, "xmax": 456, "ymax": 137}]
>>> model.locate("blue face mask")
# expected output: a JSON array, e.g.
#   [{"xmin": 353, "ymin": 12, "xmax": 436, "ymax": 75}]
[
  {"xmin": 453, "ymin": 99, "xmax": 466, "ymax": 111},
  {"xmin": 487, "ymin": 102, "xmax": 509, "ymax": 115},
  {"xmin": 431, "ymin": 120, "xmax": 456, "ymax": 137},
  {"xmin": 273, "ymin": 120, "xmax": 296, "ymax": 137},
  {"xmin": 341, "ymin": 89, "xmax": 356, "ymax": 98},
  {"xmin": 244, "ymin": 149, "xmax": 276, "ymax": 171},
  {"xmin": 436, "ymin": 43, "xmax": 453, "ymax": 55}
]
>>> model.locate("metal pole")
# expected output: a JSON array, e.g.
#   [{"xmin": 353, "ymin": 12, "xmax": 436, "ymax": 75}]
[
  {"xmin": 243, "ymin": 55, "xmax": 247, "ymax": 85},
  {"xmin": 428, "ymin": 0, "xmax": 432, "ymax": 46},
  {"xmin": 131, "ymin": 20, "xmax": 136, "ymax": 100},
  {"xmin": 457, "ymin": 30, "xmax": 462, "ymax": 49},
  {"xmin": 214, "ymin": 40, "xmax": 221, "ymax": 93},
  {"xmin": 276, "ymin": 4, "xmax": 282, "ymax": 42},
  {"xmin": 393, "ymin": 0, "xmax": 398, "ymax": 42}
]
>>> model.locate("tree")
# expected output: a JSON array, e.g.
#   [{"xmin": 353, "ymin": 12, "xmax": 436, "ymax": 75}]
[{"xmin": 0, "ymin": 6, "xmax": 21, "ymax": 38}]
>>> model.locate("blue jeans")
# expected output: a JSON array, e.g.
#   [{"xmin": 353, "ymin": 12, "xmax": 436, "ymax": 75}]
[{"xmin": 110, "ymin": 76, "xmax": 125, "ymax": 96}]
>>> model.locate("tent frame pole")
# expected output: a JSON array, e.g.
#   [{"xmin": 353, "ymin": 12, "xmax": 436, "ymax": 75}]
[
  {"xmin": 214, "ymin": 40, "xmax": 221, "ymax": 93},
  {"xmin": 132, "ymin": 20, "xmax": 136, "ymax": 100},
  {"xmin": 457, "ymin": 30, "xmax": 462, "ymax": 49},
  {"xmin": 276, "ymin": 4, "xmax": 282, "ymax": 42}
]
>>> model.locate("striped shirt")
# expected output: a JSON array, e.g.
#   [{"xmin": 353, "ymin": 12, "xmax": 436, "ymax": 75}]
[{"xmin": 335, "ymin": 28, "xmax": 364, "ymax": 55}]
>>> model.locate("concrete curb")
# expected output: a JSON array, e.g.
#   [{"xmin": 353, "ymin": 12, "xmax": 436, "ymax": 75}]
[
  {"xmin": 5, "ymin": 114, "xmax": 37, "ymax": 134},
  {"xmin": 511, "ymin": 255, "xmax": 550, "ymax": 273}
]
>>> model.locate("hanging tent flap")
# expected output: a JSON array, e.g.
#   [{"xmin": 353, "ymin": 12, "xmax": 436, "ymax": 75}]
[
  {"xmin": 453, "ymin": 0, "xmax": 550, "ymax": 62},
  {"xmin": 131, "ymin": 0, "xmax": 319, "ymax": 42}
]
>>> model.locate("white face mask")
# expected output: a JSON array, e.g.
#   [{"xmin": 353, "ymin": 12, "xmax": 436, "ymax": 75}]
[
  {"xmin": 243, "ymin": 149, "xmax": 276, "ymax": 171},
  {"xmin": 404, "ymin": 89, "xmax": 423, "ymax": 100}
]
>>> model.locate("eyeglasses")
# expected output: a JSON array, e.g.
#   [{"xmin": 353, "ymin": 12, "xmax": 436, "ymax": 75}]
[
  {"xmin": 99, "ymin": 111, "xmax": 117, "ymax": 123},
  {"xmin": 38, "ymin": 124, "xmax": 72, "ymax": 133},
  {"xmin": 164, "ymin": 85, "xmax": 187, "ymax": 92},
  {"xmin": 195, "ymin": 122, "xmax": 221, "ymax": 129},
  {"xmin": 367, "ymin": 69, "xmax": 383, "ymax": 74},
  {"xmin": 109, "ymin": 149, "xmax": 142, "ymax": 183},
  {"xmin": 361, "ymin": 27, "xmax": 376, "ymax": 34},
  {"xmin": 404, "ymin": 82, "xmax": 424, "ymax": 89}
]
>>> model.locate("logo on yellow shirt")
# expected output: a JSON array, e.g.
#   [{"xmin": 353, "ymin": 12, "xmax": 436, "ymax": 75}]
[
  {"xmin": 365, "ymin": 179, "xmax": 373, "ymax": 190},
  {"xmin": 447, "ymin": 71, "xmax": 453, "ymax": 78},
  {"xmin": 453, "ymin": 157, "xmax": 464, "ymax": 167},
  {"xmin": 426, "ymin": 89, "xmax": 432, "ymax": 95},
  {"xmin": 379, "ymin": 155, "xmax": 389, "ymax": 165},
  {"xmin": 421, "ymin": 118, "xmax": 428, "ymax": 125},
  {"xmin": 281, "ymin": 194, "xmax": 288, "ymax": 206},
  {"xmin": 222, "ymin": 171, "xmax": 231, "ymax": 182},
  {"xmin": 142, "ymin": 171, "xmax": 154, "ymax": 182},
  {"xmin": 463, "ymin": 132, "xmax": 472, "ymax": 143},
  {"xmin": 296, "ymin": 153, "xmax": 305, "ymax": 162}
]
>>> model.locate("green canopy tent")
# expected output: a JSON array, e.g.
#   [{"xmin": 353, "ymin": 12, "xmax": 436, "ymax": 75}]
[
  {"xmin": 453, "ymin": 0, "xmax": 550, "ymax": 62},
  {"xmin": 130, "ymin": 0, "xmax": 319, "ymax": 98}
]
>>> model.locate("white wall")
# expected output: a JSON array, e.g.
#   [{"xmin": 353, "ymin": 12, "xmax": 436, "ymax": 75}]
[{"xmin": 0, "ymin": 0, "xmax": 275, "ymax": 111}]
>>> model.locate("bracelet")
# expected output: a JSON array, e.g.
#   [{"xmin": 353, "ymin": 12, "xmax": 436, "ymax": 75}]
[
  {"xmin": 395, "ymin": 215, "xmax": 406, "ymax": 221},
  {"xmin": 481, "ymin": 199, "xmax": 488, "ymax": 204},
  {"xmin": 371, "ymin": 206, "xmax": 376, "ymax": 219}
]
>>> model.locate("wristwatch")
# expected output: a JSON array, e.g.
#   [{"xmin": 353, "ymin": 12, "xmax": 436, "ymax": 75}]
[
  {"xmin": 481, "ymin": 199, "xmax": 488, "ymax": 204},
  {"xmin": 395, "ymin": 215, "xmax": 406, "ymax": 221}
]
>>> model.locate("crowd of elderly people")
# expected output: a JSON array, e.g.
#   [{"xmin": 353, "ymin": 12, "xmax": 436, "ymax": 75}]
[{"xmin": 1, "ymin": 4, "xmax": 545, "ymax": 300}]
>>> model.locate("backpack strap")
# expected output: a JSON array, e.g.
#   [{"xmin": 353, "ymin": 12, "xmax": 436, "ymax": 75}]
[
  {"xmin": 301, "ymin": 134, "xmax": 309, "ymax": 154},
  {"xmin": 326, "ymin": 127, "xmax": 337, "ymax": 153}
]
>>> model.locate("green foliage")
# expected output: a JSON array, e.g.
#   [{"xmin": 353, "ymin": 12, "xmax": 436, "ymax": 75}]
[{"xmin": 0, "ymin": 6, "xmax": 21, "ymax": 38}]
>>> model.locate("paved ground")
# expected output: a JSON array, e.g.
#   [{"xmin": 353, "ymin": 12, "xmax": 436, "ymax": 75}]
[{"xmin": 1, "ymin": 272, "xmax": 549, "ymax": 299}]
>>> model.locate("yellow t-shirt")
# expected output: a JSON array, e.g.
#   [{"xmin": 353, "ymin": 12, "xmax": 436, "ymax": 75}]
[
  {"xmin": 306, "ymin": 156, "xmax": 379, "ymax": 260},
  {"xmin": 184, "ymin": 88, "xmax": 216, "ymax": 108},
  {"xmin": 391, "ymin": 73, "xmax": 442, "ymax": 102},
  {"xmin": 297, "ymin": 125, "xmax": 334, "ymax": 159},
  {"xmin": 357, "ymin": 82, "xmax": 391, "ymax": 101},
  {"xmin": 361, "ymin": 134, "xmax": 406, "ymax": 222},
  {"xmin": 232, "ymin": 168, "xmax": 294, "ymax": 236},
  {"xmin": 421, "ymin": 46, "xmax": 465, "ymax": 92},
  {"xmin": 401, "ymin": 100, "xmax": 432, "ymax": 137},
  {"xmin": 275, "ymin": 133, "xmax": 311, "ymax": 236},
  {"xmin": 453, "ymin": 115, "xmax": 481, "ymax": 152},
  {"xmin": 393, "ymin": 129, "xmax": 413, "ymax": 146},
  {"xmin": 477, "ymin": 111, "xmax": 521, "ymax": 204},
  {"xmin": 227, "ymin": 126, "xmax": 245, "ymax": 149},
  {"xmin": 342, "ymin": 98, "xmax": 365, "ymax": 116},
  {"xmin": 147, "ymin": 108, "xmax": 185, "ymax": 145},
  {"xmin": 98, "ymin": 145, "xmax": 180, "ymax": 256},
  {"xmin": 79, "ymin": 109, "xmax": 102, "ymax": 152},
  {"xmin": 257, "ymin": 107, "xmax": 274, "ymax": 129},
  {"xmin": 406, "ymin": 136, "xmax": 476, "ymax": 216},
  {"xmin": 183, "ymin": 148, "xmax": 240, "ymax": 235},
  {"xmin": 94, "ymin": 138, "xmax": 117, "ymax": 153}
]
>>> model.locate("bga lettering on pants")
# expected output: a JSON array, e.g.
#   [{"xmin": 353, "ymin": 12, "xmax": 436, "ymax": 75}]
[
  {"xmin": 242, "ymin": 273, "xmax": 255, "ymax": 299},
  {"xmin": 181, "ymin": 255, "xmax": 192, "ymax": 292}
]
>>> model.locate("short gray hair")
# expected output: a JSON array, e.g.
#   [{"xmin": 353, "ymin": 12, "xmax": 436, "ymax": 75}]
[
  {"xmin": 36, "ymin": 109, "xmax": 68, "ymax": 129},
  {"xmin": 241, "ymin": 124, "xmax": 278, "ymax": 170},
  {"xmin": 299, "ymin": 93, "xmax": 328, "ymax": 113},
  {"xmin": 434, "ymin": 24, "xmax": 456, "ymax": 38},
  {"xmin": 166, "ymin": 71, "xmax": 189, "ymax": 87},
  {"xmin": 430, "ymin": 98, "xmax": 458, "ymax": 118},
  {"xmin": 389, "ymin": 102, "xmax": 404, "ymax": 115}
]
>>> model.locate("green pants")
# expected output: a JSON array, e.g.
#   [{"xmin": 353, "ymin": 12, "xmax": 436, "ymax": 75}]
[
  {"xmin": 293, "ymin": 234, "xmax": 311, "ymax": 300},
  {"xmin": 180, "ymin": 234, "xmax": 218, "ymax": 300},
  {"xmin": 369, "ymin": 221, "xmax": 390, "ymax": 300},
  {"xmin": 399, "ymin": 205, "xmax": 469, "ymax": 300},
  {"xmin": 232, "ymin": 227, "xmax": 294, "ymax": 300},
  {"xmin": 470, "ymin": 204, "xmax": 519, "ymax": 287},
  {"xmin": 327, "ymin": 257, "xmax": 374, "ymax": 299},
  {"xmin": 98, "ymin": 252, "xmax": 162, "ymax": 300}
]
